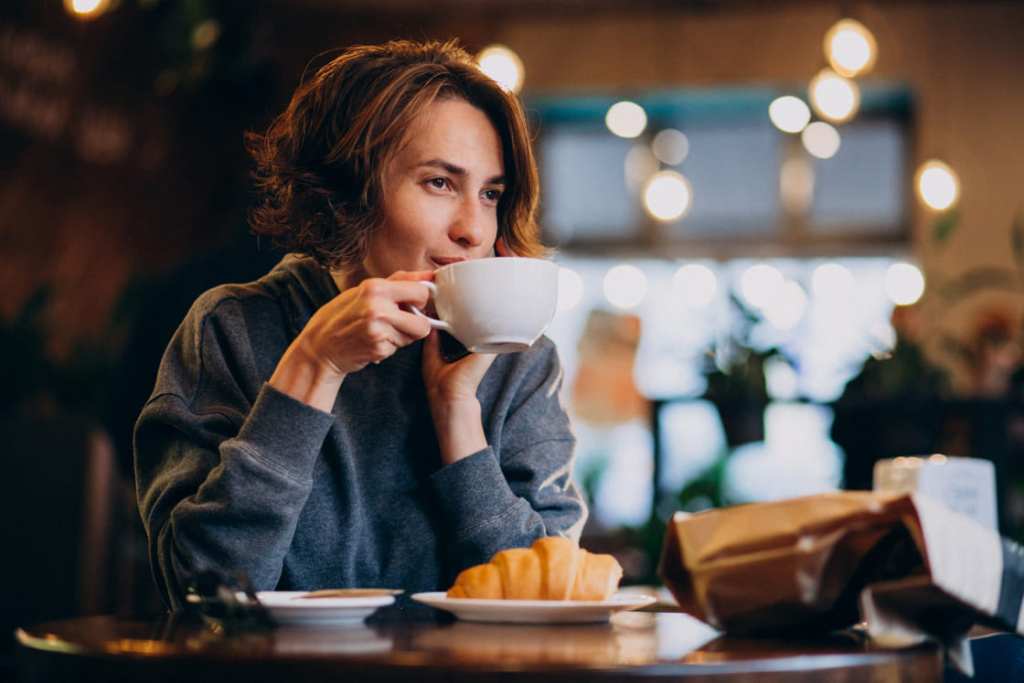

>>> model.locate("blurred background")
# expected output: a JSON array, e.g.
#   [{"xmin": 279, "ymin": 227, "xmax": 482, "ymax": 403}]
[{"xmin": 2, "ymin": 0, "xmax": 1023, "ymax": 655}]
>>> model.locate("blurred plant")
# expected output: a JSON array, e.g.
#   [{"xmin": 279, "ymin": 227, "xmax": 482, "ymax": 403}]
[
  {"xmin": 837, "ymin": 303, "xmax": 951, "ymax": 402},
  {"xmin": 701, "ymin": 293, "xmax": 780, "ymax": 405},
  {"xmin": 930, "ymin": 208, "xmax": 1024, "ymax": 393},
  {"xmin": 627, "ymin": 451, "xmax": 730, "ymax": 584},
  {"xmin": 699, "ymin": 293, "xmax": 792, "ymax": 446}
]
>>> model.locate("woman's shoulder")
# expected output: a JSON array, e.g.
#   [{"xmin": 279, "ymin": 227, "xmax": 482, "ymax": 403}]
[{"xmin": 185, "ymin": 254, "xmax": 334, "ymax": 333}]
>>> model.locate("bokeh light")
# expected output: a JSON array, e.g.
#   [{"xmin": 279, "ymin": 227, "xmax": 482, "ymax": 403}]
[
  {"xmin": 811, "ymin": 262, "xmax": 856, "ymax": 300},
  {"xmin": 603, "ymin": 264, "xmax": 648, "ymax": 309},
  {"xmin": 801, "ymin": 121, "xmax": 841, "ymax": 159},
  {"xmin": 809, "ymin": 68, "xmax": 860, "ymax": 124},
  {"xmin": 869, "ymin": 321, "xmax": 898, "ymax": 354},
  {"xmin": 476, "ymin": 44, "xmax": 525, "ymax": 94},
  {"xmin": 642, "ymin": 170, "xmax": 692, "ymax": 222},
  {"xmin": 768, "ymin": 96, "xmax": 811, "ymax": 134},
  {"xmin": 557, "ymin": 267, "xmax": 584, "ymax": 313},
  {"xmin": 763, "ymin": 281, "xmax": 808, "ymax": 330},
  {"xmin": 672, "ymin": 264, "xmax": 718, "ymax": 309},
  {"xmin": 740, "ymin": 263, "xmax": 784, "ymax": 310},
  {"xmin": 915, "ymin": 160, "xmax": 960, "ymax": 211},
  {"xmin": 624, "ymin": 143, "xmax": 659, "ymax": 194},
  {"xmin": 780, "ymin": 157, "xmax": 815, "ymax": 214},
  {"xmin": 65, "ymin": 0, "xmax": 109, "ymax": 19},
  {"xmin": 651, "ymin": 129, "xmax": 689, "ymax": 165},
  {"xmin": 606, "ymin": 101, "xmax": 648, "ymax": 139},
  {"xmin": 824, "ymin": 18, "xmax": 878, "ymax": 78},
  {"xmin": 884, "ymin": 262, "xmax": 925, "ymax": 306}
]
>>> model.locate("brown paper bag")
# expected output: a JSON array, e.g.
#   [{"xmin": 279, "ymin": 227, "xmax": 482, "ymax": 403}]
[{"xmin": 658, "ymin": 491, "xmax": 1023, "ymax": 644}]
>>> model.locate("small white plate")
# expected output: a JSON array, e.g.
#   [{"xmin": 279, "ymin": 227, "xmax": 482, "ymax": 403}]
[
  {"xmin": 410, "ymin": 591, "xmax": 656, "ymax": 624},
  {"xmin": 256, "ymin": 591, "xmax": 395, "ymax": 626}
]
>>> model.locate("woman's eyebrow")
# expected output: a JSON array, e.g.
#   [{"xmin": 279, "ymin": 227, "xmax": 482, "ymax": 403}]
[{"xmin": 416, "ymin": 158, "xmax": 505, "ymax": 185}]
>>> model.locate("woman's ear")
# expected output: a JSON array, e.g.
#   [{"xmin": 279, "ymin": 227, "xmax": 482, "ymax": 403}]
[{"xmin": 494, "ymin": 237, "xmax": 511, "ymax": 257}]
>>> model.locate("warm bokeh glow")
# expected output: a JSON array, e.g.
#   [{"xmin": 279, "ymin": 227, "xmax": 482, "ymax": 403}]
[
  {"xmin": 768, "ymin": 96, "xmax": 811, "ymax": 133},
  {"xmin": 476, "ymin": 44, "xmax": 524, "ymax": 94},
  {"xmin": 624, "ymin": 144, "xmax": 659, "ymax": 194},
  {"xmin": 801, "ymin": 121, "xmax": 841, "ymax": 159},
  {"xmin": 915, "ymin": 160, "xmax": 960, "ymax": 211},
  {"xmin": 557, "ymin": 267, "xmax": 584, "ymax": 313},
  {"xmin": 824, "ymin": 18, "xmax": 878, "ymax": 78},
  {"xmin": 606, "ymin": 101, "xmax": 647, "ymax": 139},
  {"xmin": 808, "ymin": 69, "xmax": 860, "ymax": 124},
  {"xmin": 740, "ymin": 264, "xmax": 784, "ymax": 310},
  {"xmin": 65, "ymin": 0, "xmax": 108, "ymax": 18},
  {"xmin": 811, "ymin": 263, "xmax": 855, "ymax": 300},
  {"xmin": 779, "ymin": 157, "xmax": 815, "ymax": 214},
  {"xmin": 652, "ymin": 128, "xmax": 689, "ymax": 165},
  {"xmin": 673, "ymin": 264, "xmax": 718, "ymax": 309},
  {"xmin": 764, "ymin": 281, "xmax": 808, "ymax": 331},
  {"xmin": 642, "ymin": 171, "xmax": 692, "ymax": 222},
  {"xmin": 884, "ymin": 262, "xmax": 926, "ymax": 306},
  {"xmin": 603, "ymin": 264, "xmax": 648, "ymax": 309}
]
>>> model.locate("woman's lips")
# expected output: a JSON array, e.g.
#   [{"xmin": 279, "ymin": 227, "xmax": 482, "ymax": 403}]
[{"xmin": 431, "ymin": 256, "xmax": 467, "ymax": 268}]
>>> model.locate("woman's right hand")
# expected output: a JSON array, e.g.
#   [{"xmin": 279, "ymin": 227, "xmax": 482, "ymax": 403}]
[{"xmin": 269, "ymin": 270, "xmax": 434, "ymax": 411}]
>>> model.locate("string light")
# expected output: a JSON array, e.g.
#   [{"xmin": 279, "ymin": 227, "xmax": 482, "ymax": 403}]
[
  {"xmin": 915, "ymin": 160, "xmax": 960, "ymax": 211},
  {"xmin": 642, "ymin": 171, "xmax": 692, "ymax": 222},
  {"xmin": 769, "ymin": 96, "xmax": 811, "ymax": 134},
  {"xmin": 476, "ymin": 45, "xmax": 525, "ymax": 94},
  {"xmin": 65, "ymin": 0, "xmax": 110, "ymax": 19},
  {"xmin": 606, "ymin": 101, "xmax": 647, "ymax": 139},
  {"xmin": 808, "ymin": 68, "xmax": 860, "ymax": 124},
  {"xmin": 824, "ymin": 19, "xmax": 878, "ymax": 78}
]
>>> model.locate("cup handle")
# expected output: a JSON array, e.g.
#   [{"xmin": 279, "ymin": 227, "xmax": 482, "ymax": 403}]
[{"xmin": 409, "ymin": 281, "xmax": 453, "ymax": 333}]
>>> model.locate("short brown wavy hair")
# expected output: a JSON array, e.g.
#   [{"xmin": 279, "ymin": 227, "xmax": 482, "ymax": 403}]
[{"xmin": 246, "ymin": 39, "xmax": 544, "ymax": 268}]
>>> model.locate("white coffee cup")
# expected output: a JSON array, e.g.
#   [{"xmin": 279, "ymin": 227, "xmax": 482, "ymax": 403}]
[{"xmin": 412, "ymin": 257, "xmax": 559, "ymax": 353}]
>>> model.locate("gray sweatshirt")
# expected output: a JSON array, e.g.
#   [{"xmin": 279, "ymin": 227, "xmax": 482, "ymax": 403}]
[{"xmin": 134, "ymin": 255, "xmax": 587, "ymax": 609}]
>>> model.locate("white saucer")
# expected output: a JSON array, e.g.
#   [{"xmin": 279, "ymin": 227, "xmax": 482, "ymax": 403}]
[
  {"xmin": 410, "ymin": 591, "xmax": 656, "ymax": 624},
  {"xmin": 256, "ymin": 591, "xmax": 395, "ymax": 626}
]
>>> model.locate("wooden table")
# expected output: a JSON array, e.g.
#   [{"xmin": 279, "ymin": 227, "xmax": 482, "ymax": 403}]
[{"xmin": 16, "ymin": 602, "xmax": 942, "ymax": 682}]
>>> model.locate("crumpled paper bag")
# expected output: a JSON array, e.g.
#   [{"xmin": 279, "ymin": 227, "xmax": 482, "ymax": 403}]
[{"xmin": 658, "ymin": 491, "xmax": 1024, "ymax": 676}]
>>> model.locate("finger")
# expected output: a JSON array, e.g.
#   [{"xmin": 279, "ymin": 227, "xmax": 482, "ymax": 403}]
[
  {"xmin": 367, "ymin": 337, "xmax": 398, "ymax": 364},
  {"xmin": 363, "ymin": 278, "xmax": 432, "ymax": 307},
  {"xmin": 366, "ymin": 315, "xmax": 429, "ymax": 351},
  {"xmin": 389, "ymin": 309, "xmax": 433, "ymax": 340},
  {"xmin": 387, "ymin": 270, "xmax": 435, "ymax": 282}
]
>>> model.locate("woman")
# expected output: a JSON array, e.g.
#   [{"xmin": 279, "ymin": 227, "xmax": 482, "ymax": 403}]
[{"xmin": 134, "ymin": 39, "xmax": 586, "ymax": 609}]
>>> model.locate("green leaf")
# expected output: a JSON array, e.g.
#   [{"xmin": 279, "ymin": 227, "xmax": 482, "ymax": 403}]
[{"xmin": 932, "ymin": 208, "xmax": 960, "ymax": 244}]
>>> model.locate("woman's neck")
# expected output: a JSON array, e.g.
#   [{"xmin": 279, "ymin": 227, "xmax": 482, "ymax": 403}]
[{"xmin": 330, "ymin": 263, "xmax": 370, "ymax": 292}]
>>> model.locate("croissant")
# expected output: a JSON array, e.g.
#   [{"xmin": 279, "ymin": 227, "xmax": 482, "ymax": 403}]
[{"xmin": 447, "ymin": 536, "xmax": 623, "ymax": 601}]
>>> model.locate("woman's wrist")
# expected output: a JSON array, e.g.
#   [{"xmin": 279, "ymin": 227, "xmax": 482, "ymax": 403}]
[
  {"xmin": 429, "ymin": 398, "xmax": 487, "ymax": 465},
  {"xmin": 269, "ymin": 339, "xmax": 345, "ymax": 414}
]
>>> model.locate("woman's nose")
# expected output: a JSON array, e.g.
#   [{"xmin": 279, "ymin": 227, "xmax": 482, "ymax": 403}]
[{"xmin": 448, "ymin": 197, "xmax": 487, "ymax": 248}]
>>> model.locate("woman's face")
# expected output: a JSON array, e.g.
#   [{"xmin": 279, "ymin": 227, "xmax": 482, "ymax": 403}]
[{"xmin": 361, "ymin": 97, "xmax": 505, "ymax": 278}]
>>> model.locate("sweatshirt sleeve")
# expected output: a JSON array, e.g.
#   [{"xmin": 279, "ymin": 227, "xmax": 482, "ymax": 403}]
[
  {"xmin": 133, "ymin": 292, "xmax": 334, "ymax": 609},
  {"xmin": 428, "ymin": 341, "xmax": 588, "ymax": 571}
]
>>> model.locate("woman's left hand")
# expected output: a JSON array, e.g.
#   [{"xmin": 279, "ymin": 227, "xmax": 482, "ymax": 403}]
[
  {"xmin": 422, "ymin": 331, "xmax": 496, "ymax": 465},
  {"xmin": 421, "ymin": 240, "xmax": 513, "ymax": 465}
]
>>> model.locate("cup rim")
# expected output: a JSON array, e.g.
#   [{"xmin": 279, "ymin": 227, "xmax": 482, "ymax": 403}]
[{"xmin": 433, "ymin": 256, "xmax": 555, "ymax": 275}]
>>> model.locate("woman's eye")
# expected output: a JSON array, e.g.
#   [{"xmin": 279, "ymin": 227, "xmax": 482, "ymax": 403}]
[
  {"xmin": 483, "ymin": 189, "xmax": 503, "ymax": 203},
  {"xmin": 427, "ymin": 177, "xmax": 450, "ymax": 191}
]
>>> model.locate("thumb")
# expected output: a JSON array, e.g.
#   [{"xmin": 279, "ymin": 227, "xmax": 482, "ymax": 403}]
[{"xmin": 455, "ymin": 350, "xmax": 497, "ymax": 381}]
